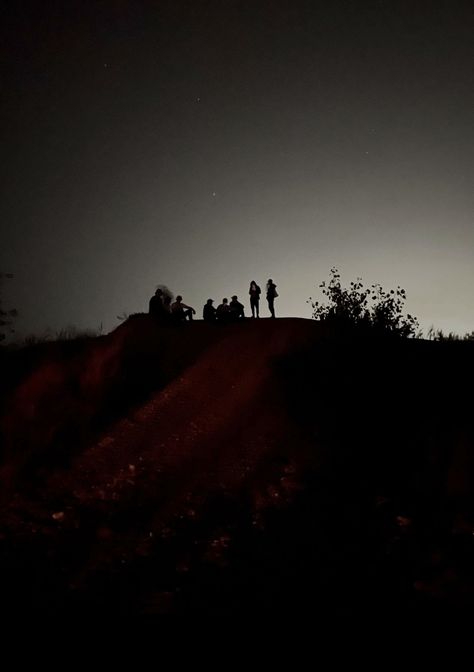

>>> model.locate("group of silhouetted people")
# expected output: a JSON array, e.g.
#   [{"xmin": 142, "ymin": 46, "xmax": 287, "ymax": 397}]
[
  {"xmin": 149, "ymin": 290, "xmax": 196, "ymax": 322},
  {"xmin": 203, "ymin": 296, "xmax": 245, "ymax": 323},
  {"xmin": 149, "ymin": 279, "xmax": 278, "ymax": 324}
]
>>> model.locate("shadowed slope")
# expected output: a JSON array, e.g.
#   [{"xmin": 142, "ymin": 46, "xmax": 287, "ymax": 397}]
[{"xmin": 2, "ymin": 317, "xmax": 474, "ymax": 614}]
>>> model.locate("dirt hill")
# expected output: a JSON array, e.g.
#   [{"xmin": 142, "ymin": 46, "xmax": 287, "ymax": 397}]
[{"xmin": 1, "ymin": 316, "xmax": 474, "ymax": 614}]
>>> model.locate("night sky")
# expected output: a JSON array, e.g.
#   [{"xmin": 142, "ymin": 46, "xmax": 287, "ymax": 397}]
[{"xmin": 1, "ymin": 0, "xmax": 473, "ymax": 337}]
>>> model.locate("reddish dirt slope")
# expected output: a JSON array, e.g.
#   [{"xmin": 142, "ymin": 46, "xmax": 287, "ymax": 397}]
[
  {"xmin": 59, "ymin": 318, "xmax": 314, "ymax": 503},
  {"xmin": 0, "ymin": 318, "xmax": 319, "ymax": 611},
  {"xmin": 55, "ymin": 319, "xmax": 315, "ymax": 531},
  {"xmin": 3, "ymin": 318, "xmax": 474, "ymax": 614}
]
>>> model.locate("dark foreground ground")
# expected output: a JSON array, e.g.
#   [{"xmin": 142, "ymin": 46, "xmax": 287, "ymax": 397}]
[{"xmin": 1, "ymin": 316, "xmax": 474, "ymax": 615}]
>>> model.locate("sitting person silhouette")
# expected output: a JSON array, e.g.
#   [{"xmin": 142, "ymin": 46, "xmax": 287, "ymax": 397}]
[
  {"xmin": 171, "ymin": 295, "xmax": 196, "ymax": 321},
  {"xmin": 229, "ymin": 295, "xmax": 245, "ymax": 320},
  {"xmin": 163, "ymin": 295, "xmax": 172, "ymax": 317},
  {"xmin": 216, "ymin": 298, "xmax": 230, "ymax": 322},
  {"xmin": 203, "ymin": 298, "xmax": 216, "ymax": 322},
  {"xmin": 149, "ymin": 288, "xmax": 165, "ymax": 319}
]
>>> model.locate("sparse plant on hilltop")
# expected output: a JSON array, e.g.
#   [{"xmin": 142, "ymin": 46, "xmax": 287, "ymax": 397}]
[
  {"xmin": 308, "ymin": 267, "xmax": 419, "ymax": 338},
  {"xmin": 426, "ymin": 327, "xmax": 474, "ymax": 342}
]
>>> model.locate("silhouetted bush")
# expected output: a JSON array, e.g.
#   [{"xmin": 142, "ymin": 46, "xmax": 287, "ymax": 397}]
[{"xmin": 308, "ymin": 267, "xmax": 419, "ymax": 337}]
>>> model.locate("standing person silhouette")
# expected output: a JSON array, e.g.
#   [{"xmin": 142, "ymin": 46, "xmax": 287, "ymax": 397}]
[
  {"xmin": 249, "ymin": 280, "xmax": 261, "ymax": 318},
  {"xmin": 266, "ymin": 279, "xmax": 278, "ymax": 318}
]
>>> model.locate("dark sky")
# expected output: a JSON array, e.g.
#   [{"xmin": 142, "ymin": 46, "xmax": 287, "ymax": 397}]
[{"xmin": 1, "ymin": 0, "xmax": 473, "ymax": 336}]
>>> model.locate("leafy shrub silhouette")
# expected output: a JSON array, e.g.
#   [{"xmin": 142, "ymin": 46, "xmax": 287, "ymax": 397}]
[{"xmin": 308, "ymin": 267, "xmax": 419, "ymax": 337}]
